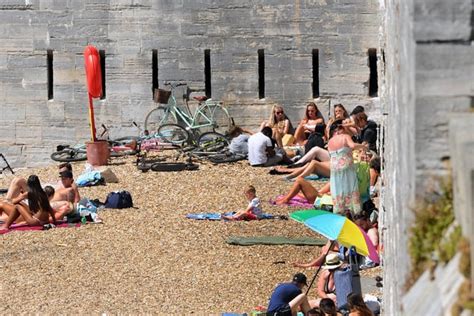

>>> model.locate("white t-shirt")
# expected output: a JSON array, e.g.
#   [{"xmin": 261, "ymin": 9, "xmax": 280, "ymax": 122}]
[
  {"xmin": 248, "ymin": 197, "xmax": 262, "ymax": 216},
  {"xmin": 229, "ymin": 134, "xmax": 250, "ymax": 155},
  {"xmin": 248, "ymin": 132, "xmax": 272, "ymax": 165}
]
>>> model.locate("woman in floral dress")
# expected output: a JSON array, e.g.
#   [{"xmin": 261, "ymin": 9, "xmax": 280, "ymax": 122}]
[{"xmin": 327, "ymin": 119, "xmax": 367, "ymax": 215}]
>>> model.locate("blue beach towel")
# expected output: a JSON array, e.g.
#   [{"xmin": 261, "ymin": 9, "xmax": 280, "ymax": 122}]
[{"xmin": 76, "ymin": 170, "xmax": 103, "ymax": 187}]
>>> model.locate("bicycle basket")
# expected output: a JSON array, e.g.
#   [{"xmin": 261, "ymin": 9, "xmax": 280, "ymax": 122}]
[{"xmin": 154, "ymin": 88, "xmax": 171, "ymax": 104}]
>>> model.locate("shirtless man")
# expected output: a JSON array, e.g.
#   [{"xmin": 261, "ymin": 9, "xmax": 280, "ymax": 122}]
[
  {"xmin": 3, "ymin": 163, "xmax": 80, "ymax": 204},
  {"xmin": 53, "ymin": 170, "xmax": 80, "ymax": 203}
]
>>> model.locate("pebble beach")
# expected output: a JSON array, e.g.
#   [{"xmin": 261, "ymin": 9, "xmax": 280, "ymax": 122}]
[{"xmin": 0, "ymin": 153, "xmax": 380, "ymax": 314}]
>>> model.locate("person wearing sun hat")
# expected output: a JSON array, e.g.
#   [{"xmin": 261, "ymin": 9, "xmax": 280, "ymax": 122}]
[
  {"xmin": 267, "ymin": 272, "xmax": 313, "ymax": 316},
  {"xmin": 315, "ymin": 253, "xmax": 344, "ymax": 305}
]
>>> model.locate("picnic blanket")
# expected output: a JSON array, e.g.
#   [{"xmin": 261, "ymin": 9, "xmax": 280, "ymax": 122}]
[
  {"xmin": 269, "ymin": 195, "xmax": 314, "ymax": 208},
  {"xmin": 226, "ymin": 236, "xmax": 326, "ymax": 246},
  {"xmin": 0, "ymin": 222, "xmax": 81, "ymax": 235},
  {"xmin": 186, "ymin": 212, "xmax": 276, "ymax": 221}
]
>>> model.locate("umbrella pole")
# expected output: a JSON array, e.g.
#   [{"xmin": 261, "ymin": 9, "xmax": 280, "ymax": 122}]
[
  {"xmin": 88, "ymin": 93, "xmax": 97, "ymax": 142},
  {"xmin": 306, "ymin": 240, "xmax": 337, "ymax": 295}
]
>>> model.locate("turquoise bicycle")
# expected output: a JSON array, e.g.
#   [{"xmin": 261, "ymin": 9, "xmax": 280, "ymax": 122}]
[{"xmin": 144, "ymin": 82, "xmax": 233, "ymax": 145}]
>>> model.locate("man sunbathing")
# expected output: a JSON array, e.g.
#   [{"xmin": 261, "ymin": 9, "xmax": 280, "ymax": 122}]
[
  {"xmin": 53, "ymin": 170, "xmax": 80, "ymax": 203},
  {"xmin": 3, "ymin": 162, "xmax": 80, "ymax": 204}
]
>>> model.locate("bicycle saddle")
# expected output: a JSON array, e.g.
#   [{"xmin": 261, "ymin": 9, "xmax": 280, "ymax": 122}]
[{"xmin": 193, "ymin": 95, "xmax": 209, "ymax": 102}]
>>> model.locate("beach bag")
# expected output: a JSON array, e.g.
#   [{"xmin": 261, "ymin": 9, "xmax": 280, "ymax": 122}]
[
  {"xmin": 105, "ymin": 191, "xmax": 133, "ymax": 209},
  {"xmin": 281, "ymin": 134, "xmax": 295, "ymax": 146},
  {"xmin": 334, "ymin": 250, "xmax": 362, "ymax": 310},
  {"xmin": 314, "ymin": 194, "xmax": 333, "ymax": 212}
]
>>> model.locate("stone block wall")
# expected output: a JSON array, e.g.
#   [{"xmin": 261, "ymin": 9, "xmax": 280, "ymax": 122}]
[
  {"xmin": 381, "ymin": 0, "xmax": 473, "ymax": 313},
  {"xmin": 0, "ymin": 0, "xmax": 380, "ymax": 167}
]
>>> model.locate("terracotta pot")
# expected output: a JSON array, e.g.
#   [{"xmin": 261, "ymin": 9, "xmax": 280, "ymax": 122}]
[{"xmin": 86, "ymin": 140, "xmax": 109, "ymax": 166}]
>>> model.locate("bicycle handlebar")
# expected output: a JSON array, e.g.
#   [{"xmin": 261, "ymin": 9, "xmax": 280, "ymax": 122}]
[{"xmin": 164, "ymin": 81, "xmax": 187, "ymax": 88}]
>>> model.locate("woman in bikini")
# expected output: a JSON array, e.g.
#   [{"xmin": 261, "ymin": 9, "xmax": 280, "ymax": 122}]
[
  {"xmin": 260, "ymin": 104, "xmax": 294, "ymax": 147},
  {"xmin": 294, "ymin": 102, "xmax": 325, "ymax": 145},
  {"xmin": 0, "ymin": 175, "xmax": 56, "ymax": 230}
]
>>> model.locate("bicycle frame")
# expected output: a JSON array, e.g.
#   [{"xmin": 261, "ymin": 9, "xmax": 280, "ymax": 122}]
[{"xmin": 163, "ymin": 92, "xmax": 227, "ymax": 131}]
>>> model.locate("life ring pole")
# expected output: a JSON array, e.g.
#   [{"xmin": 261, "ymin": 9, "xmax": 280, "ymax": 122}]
[{"xmin": 88, "ymin": 93, "xmax": 97, "ymax": 142}]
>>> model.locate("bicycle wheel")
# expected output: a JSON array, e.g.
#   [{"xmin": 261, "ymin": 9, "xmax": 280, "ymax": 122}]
[
  {"xmin": 144, "ymin": 106, "xmax": 177, "ymax": 135},
  {"xmin": 150, "ymin": 162, "xmax": 199, "ymax": 172},
  {"xmin": 197, "ymin": 132, "xmax": 229, "ymax": 153},
  {"xmin": 157, "ymin": 124, "xmax": 190, "ymax": 146},
  {"xmin": 208, "ymin": 153, "xmax": 247, "ymax": 164},
  {"xmin": 210, "ymin": 105, "xmax": 232, "ymax": 135},
  {"xmin": 51, "ymin": 148, "xmax": 87, "ymax": 162}
]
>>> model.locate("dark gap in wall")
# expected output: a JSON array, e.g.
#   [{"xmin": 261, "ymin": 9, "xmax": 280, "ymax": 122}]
[
  {"xmin": 47, "ymin": 49, "xmax": 53, "ymax": 100},
  {"xmin": 417, "ymin": 39, "xmax": 471, "ymax": 45},
  {"xmin": 312, "ymin": 49, "xmax": 320, "ymax": 98},
  {"xmin": 204, "ymin": 49, "xmax": 211, "ymax": 98},
  {"xmin": 152, "ymin": 49, "xmax": 158, "ymax": 98},
  {"xmin": 99, "ymin": 50, "xmax": 106, "ymax": 99},
  {"xmin": 470, "ymin": 7, "xmax": 474, "ymax": 41},
  {"xmin": 258, "ymin": 49, "xmax": 265, "ymax": 99},
  {"xmin": 368, "ymin": 48, "xmax": 378, "ymax": 97}
]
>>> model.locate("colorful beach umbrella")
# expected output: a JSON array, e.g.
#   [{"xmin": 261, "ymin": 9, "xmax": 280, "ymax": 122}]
[{"xmin": 290, "ymin": 209, "xmax": 379, "ymax": 264}]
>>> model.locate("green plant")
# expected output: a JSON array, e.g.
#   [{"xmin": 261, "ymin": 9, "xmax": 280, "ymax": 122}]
[
  {"xmin": 406, "ymin": 177, "xmax": 455, "ymax": 288},
  {"xmin": 439, "ymin": 226, "xmax": 463, "ymax": 263}
]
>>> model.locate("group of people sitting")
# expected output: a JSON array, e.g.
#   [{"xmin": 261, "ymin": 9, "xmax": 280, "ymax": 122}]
[
  {"xmin": 267, "ymin": 271, "xmax": 375, "ymax": 316},
  {"xmin": 0, "ymin": 163, "xmax": 83, "ymax": 230},
  {"xmin": 223, "ymin": 102, "xmax": 381, "ymax": 315},
  {"xmin": 228, "ymin": 101, "xmax": 380, "ymax": 217}
]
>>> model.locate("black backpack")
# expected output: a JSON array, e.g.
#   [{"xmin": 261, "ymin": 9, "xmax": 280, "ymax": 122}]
[{"xmin": 105, "ymin": 191, "xmax": 133, "ymax": 209}]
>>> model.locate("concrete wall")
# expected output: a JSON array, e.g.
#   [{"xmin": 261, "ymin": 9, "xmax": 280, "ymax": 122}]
[
  {"xmin": 381, "ymin": 0, "xmax": 473, "ymax": 313},
  {"xmin": 379, "ymin": 0, "xmax": 416, "ymax": 313},
  {"xmin": 0, "ymin": 0, "xmax": 381, "ymax": 167}
]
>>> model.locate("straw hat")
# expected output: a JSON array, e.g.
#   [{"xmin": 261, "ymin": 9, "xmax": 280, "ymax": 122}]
[{"xmin": 322, "ymin": 253, "xmax": 343, "ymax": 270}]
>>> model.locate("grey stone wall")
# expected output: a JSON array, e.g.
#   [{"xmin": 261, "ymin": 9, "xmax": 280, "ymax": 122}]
[
  {"xmin": 379, "ymin": 0, "xmax": 416, "ymax": 313},
  {"xmin": 0, "ymin": 0, "xmax": 380, "ymax": 167},
  {"xmin": 381, "ymin": 0, "xmax": 473, "ymax": 314}
]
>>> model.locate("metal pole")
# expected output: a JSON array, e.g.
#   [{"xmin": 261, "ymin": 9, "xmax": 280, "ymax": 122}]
[{"xmin": 306, "ymin": 240, "xmax": 337, "ymax": 294}]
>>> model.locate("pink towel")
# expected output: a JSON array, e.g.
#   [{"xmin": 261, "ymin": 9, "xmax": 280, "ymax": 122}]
[
  {"xmin": 269, "ymin": 195, "xmax": 314, "ymax": 208},
  {"xmin": 0, "ymin": 222, "xmax": 81, "ymax": 235}
]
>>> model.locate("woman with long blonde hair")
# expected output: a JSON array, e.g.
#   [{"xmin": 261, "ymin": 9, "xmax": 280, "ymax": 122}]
[{"xmin": 260, "ymin": 104, "xmax": 293, "ymax": 147}]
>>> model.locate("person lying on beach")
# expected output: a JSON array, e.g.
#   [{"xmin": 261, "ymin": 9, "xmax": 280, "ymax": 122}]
[
  {"xmin": 44, "ymin": 185, "xmax": 76, "ymax": 221},
  {"xmin": 0, "ymin": 175, "xmax": 56, "ymax": 230},
  {"xmin": 275, "ymin": 179, "xmax": 330, "ymax": 206},
  {"xmin": 222, "ymin": 185, "xmax": 262, "ymax": 220},
  {"xmin": 2, "ymin": 162, "xmax": 80, "ymax": 204}
]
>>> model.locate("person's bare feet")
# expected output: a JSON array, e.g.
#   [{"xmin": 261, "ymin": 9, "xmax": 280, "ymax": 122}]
[
  {"xmin": 275, "ymin": 196, "xmax": 289, "ymax": 205},
  {"xmin": 222, "ymin": 215, "xmax": 234, "ymax": 221}
]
